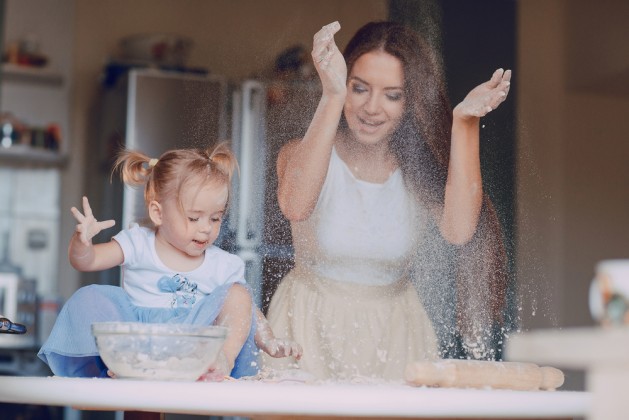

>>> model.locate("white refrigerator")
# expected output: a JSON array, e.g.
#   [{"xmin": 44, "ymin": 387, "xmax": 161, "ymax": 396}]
[
  {"xmin": 230, "ymin": 79, "xmax": 320, "ymax": 308},
  {"xmin": 86, "ymin": 68, "xmax": 228, "ymax": 287}
]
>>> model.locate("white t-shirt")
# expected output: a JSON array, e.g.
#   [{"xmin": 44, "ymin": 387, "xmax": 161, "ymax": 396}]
[
  {"xmin": 291, "ymin": 147, "xmax": 425, "ymax": 286},
  {"xmin": 113, "ymin": 225, "xmax": 245, "ymax": 308}
]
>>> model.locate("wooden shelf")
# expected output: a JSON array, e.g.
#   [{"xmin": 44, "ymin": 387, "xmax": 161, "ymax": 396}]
[
  {"xmin": 1, "ymin": 63, "xmax": 64, "ymax": 86},
  {"xmin": 0, "ymin": 145, "xmax": 67, "ymax": 167}
]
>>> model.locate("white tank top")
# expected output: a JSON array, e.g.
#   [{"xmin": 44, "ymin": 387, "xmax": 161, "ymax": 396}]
[{"xmin": 291, "ymin": 147, "xmax": 425, "ymax": 286}]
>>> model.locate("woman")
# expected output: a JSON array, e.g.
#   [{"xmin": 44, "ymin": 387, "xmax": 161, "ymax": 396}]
[{"xmin": 264, "ymin": 21, "xmax": 511, "ymax": 380}]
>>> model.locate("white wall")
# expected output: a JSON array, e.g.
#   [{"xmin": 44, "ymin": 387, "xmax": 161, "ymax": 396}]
[{"xmin": 516, "ymin": 0, "xmax": 629, "ymax": 329}]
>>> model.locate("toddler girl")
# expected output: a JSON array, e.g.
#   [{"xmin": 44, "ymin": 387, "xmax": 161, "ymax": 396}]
[{"xmin": 38, "ymin": 142, "xmax": 301, "ymax": 380}]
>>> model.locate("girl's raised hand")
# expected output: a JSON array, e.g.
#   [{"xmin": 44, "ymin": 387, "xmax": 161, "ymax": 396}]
[
  {"xmin": 312, "ymin": 21, "xmax": 347, "ymax": 97},
  {"xmin": 453, "ymin": 68, "xmax": 511, "ymax": 120},
  {"xmin": 70, "ymin": 196, "xmax": 115, "ymax": 246}
]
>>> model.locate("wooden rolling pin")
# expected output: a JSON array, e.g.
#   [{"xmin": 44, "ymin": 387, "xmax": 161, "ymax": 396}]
[{"xmin": 405, "ymin": 359, "xmax": 564, "ymax": 391}]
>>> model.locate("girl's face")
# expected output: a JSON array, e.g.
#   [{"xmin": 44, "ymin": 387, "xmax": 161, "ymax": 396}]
[
  {"xmin": 344, "ymin": 50, "xmax": 406, "ymax": 146},
  {"xmin": 152, "ymin": 179, "xmax": 228, "ymax": 259}
]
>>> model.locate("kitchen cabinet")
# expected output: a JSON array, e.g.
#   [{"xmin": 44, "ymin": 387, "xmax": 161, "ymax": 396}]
[
  {"xmin": 0, "ymin": 0, "xmax": 74, "ymax": 168},
  {"xmin": 0, "ymin": 63, "xmax": 68, "ymax": 166},
  {"xmin": 2, "ymin": 63, "xmax": 63, "ymax": 86}
]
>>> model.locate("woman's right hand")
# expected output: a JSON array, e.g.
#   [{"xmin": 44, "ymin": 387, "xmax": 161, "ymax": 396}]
[
  {"xmin": 453, "ymin": 68, "xmax": 511, "ymax": 121},
  {"xmin": 70, "ymin": 196, "xmax": 115, "ymax": 246},
  {"xmin": 312, "ymin": 21, "xmax": 347, "ymax": 97}
]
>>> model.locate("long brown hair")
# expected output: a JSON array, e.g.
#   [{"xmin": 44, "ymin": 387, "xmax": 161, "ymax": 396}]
[{"xmin": 343, "ymin": 21, "xmax": 508, "ymax": 359}]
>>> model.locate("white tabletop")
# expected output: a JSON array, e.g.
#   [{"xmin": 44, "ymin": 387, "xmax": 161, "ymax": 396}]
[
  {"xmin": 0, "ymin": 375, "xmax": 590, "ymax": 418},
  {"xmin": 505, "ymin": 326, "xmax": 629, "ymax": 420}
]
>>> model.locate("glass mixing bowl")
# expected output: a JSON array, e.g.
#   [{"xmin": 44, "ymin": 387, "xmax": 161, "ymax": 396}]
[{"xmin": 92, "ymin": 322, "xmax": 228, "ymax": 381}]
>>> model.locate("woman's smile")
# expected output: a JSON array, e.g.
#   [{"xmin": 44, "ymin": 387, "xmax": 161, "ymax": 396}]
[
  {"xmin": 357, "ymin": 115, "xmax": 386, "ymax": 134},
  {"xmin": 344, "ymin": 51, "xmax": 405, "ymax": 145}
]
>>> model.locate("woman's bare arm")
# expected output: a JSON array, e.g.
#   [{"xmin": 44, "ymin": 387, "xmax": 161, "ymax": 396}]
[
  {"xmin": 439, "ymin": 68, "xmax": 511, "ymax": 245},
  {"xmin": 277, "ymin": 21, "xmax": 347, "ymax": 221}
]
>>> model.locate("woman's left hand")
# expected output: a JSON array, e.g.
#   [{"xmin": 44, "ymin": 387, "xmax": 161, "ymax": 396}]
[
  {"xmin": 453, "ymin": 68, "xmax": 511, "ymax": 120},
  {"xmin": 260, "ymin": 337, "xmax": 303, "ymax": 360}
]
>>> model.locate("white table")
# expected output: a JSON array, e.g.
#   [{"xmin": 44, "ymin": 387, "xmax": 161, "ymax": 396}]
[
  {"xmin": 506, "ymin": 326, "xmax": 629, "ymax": 420},
  {"xmin": 0, "ymin": 375, "xmax": 589, "ymax": 419}
]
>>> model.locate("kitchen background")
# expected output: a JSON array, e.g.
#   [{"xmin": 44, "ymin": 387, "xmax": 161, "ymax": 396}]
[{"xmin": 0, "ymin": 0, "xmax": 628, "ymax": 400}]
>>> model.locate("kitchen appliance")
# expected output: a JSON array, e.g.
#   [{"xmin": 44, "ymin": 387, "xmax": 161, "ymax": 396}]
[{"xmin": 228, "ymin": 78, "xmax": 320, "ymax": 307}]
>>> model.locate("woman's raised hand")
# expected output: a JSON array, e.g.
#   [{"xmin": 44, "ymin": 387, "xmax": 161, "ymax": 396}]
[
  {"xmin": 453, "ymin": 68, "xmax": 512, "ymax": 120},
  {"xmin": 312, "ymin": 21, "xmax": 347, "ymax": 97},
  {"xmin": 70, "ymin": 196, "xmax": 115, "ymax": 246}
]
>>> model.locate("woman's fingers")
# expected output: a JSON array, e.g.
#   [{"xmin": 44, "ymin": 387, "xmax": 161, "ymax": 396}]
[
  {"xmin": 312, "ymin": 21, "xmax": 341, "ymax": 64},
  {"xmin": 314, "ymin": 21, "xmax": 340, "ymax": 45},
  {"xmin": 502, "ymin": 69, "xmax": 512, "ymax": 96},
  {"xmin": 493, "ymin": 70, "xmax": 511, "ymax": 107},
  {"xmin": 484, "ymin": 69, "xmax": 511, "ymax": 112},
  {"xmin": 292, "ymin": 342, "xmax": 303, "ymax": 360},
  {"xmin": 310, "ymin": 21, "xmax": 347, "ymax": 95},
  {"xmin": 487, "ymin": 68, "xmax": 511, "ymax": 95},
  {"xmin": 488, "ymin": 68, "xmax": 505, "ymax": 88},
  {"xmin": 502, "ymin": 69, "xmax": 512, "ymax": 83},
  {"xmin": 492, "ymin": 68, "xmax": 511, "ymax": 95},
  {"xmin": 325, "ymin": 21, "xmax": 341, "ymax": 32},
  {"xmin": 454, "ymin": 68, "xmax": 512, "ymax": 118}
]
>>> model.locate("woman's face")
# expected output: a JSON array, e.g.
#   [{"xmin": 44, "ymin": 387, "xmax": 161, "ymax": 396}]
[{"xmin": 344, "ymin": 50, "xmax": 406, "ymax": 146}]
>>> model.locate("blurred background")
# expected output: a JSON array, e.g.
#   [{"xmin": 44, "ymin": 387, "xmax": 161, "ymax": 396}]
[{"xmin": 0, "ymin": 0, "xmax": 628, "ymax": 417}]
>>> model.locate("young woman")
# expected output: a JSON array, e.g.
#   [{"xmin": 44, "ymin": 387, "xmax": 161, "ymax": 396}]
[{"xmin": 264, "ymin": 21, "xmax": 511, "ymax": 380}]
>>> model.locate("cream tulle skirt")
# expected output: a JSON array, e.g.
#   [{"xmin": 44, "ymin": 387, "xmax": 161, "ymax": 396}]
[{"xmin": 263, "ymin": 265, "xmax": 438, "ymax": 381}]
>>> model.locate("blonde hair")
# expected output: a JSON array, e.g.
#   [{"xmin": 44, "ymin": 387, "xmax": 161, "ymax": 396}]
[{"xmin": 112, "ymin": 142, "xmax": 238, "ymax": 217}]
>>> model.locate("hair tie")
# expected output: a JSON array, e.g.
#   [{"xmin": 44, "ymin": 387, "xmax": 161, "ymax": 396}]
[{"xmin": 148, "ymin": 158, "xmax": 158, "ymax": 168}]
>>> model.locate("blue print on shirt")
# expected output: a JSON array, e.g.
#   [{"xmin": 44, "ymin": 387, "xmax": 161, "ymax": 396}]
[{"xmin": 157, "ymin": 273, "xmax": 198, "ymax": 308}]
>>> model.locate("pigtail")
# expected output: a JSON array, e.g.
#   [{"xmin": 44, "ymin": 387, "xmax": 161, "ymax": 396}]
[
  {"xmin": 206, "ymin": 141, "xmax": 239, "ymax": 182},
  {"xmin": 112, "ymin": 149, "xmax": 154, "ymax": 187}
]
